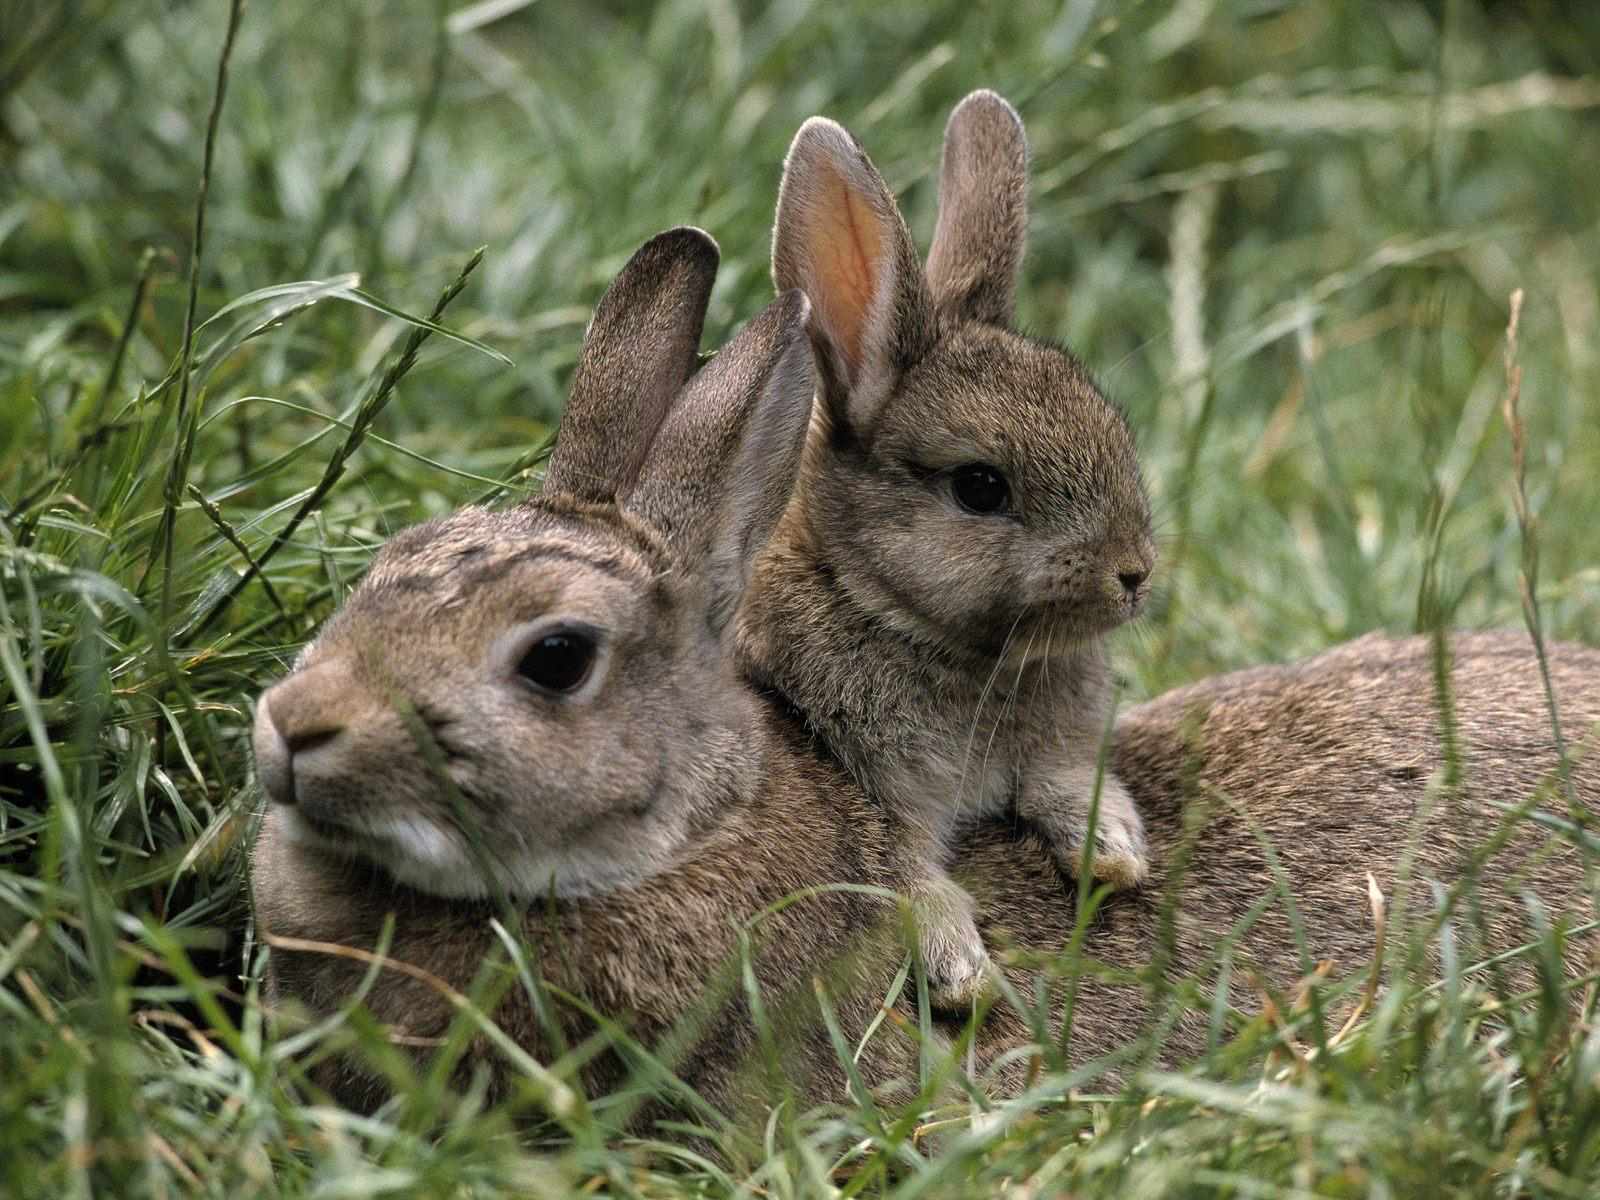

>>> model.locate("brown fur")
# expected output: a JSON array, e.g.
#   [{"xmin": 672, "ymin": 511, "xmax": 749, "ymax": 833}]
[
  {"xmin": 251, "ymin": 710, "xmax": 918, "ymax": 1122},
  {"xmin": 250, "ymin": 228, "xmax": 917, "ymax": 1122},
  {"xmin": 543, "ymin": 229, "xmax": 718, "ymax": 502}
]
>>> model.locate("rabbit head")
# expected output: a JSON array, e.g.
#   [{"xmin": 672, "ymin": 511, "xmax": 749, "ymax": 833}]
[
  {"xmin": 770, "ymin": 90, "xmax": 1154, "ymax": 658},
  {"xmin": 252, "ymin": 228, "xmax": 815, "ymax": 902}
]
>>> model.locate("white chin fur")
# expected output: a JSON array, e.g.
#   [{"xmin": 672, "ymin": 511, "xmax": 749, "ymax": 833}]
[{"xmin": 276, "ymin": 807, "xmax": 671, "ymax": 901}]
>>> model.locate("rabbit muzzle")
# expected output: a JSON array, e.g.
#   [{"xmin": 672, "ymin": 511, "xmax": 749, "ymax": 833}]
[
  {"xmin": 252, "ymin": 660, "xmax": 495, "ymax": 894},
  {"xmin": 1025, "ymin": 538, "xmax": 1153, "ymax": 636},
  {"xmin": 1108, "ymin": 543, "xmax": 1154, "ymax": 619},
  {"xmin": 253, "ymin": 658, "xmax": 405, "ymax": 829}
]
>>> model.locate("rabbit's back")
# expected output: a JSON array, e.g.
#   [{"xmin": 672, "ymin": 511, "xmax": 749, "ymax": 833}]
[{"xmin": 960, "ymin": 631, "xmax": 1600, "ymax": 1086}]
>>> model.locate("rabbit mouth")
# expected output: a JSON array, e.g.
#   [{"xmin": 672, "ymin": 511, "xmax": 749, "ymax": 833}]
[
  {"xmin": 282, "ymin": 805, "xmax": 468, "ymax": 882},
  {"xmin": 280, "ymin": 805, "xmax": 390, "ymax": 863},
  {"xmin": 292, "ymin": 807, "xmax": 352, "ymax": 845},
  {"xmin": 1029, "ymin": 593, "xmax": 1142, "ymax": 637}
]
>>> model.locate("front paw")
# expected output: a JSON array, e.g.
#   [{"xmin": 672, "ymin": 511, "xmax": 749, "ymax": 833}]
[
  {"xmin": 1062, "ymin": 807, "xmax": 1148, "ymax": 890},
  {"xmin": 909, "ymin": 876, "xmax": 992, "ymax": 1010}
]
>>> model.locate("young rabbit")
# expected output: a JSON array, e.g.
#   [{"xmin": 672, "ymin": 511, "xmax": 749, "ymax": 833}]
[
  {"xmin": 737, "ymin": 90, "xmax": 1156, "ymax": 1004},
  {"xmin": 251, "ymin": 228, "xmax": 919, "ymax": 1117}
]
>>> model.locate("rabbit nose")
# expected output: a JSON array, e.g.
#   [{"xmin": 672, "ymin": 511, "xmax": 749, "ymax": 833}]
[
  {"xmin": 282, "ymin": 723, "xmax": 340, "ymax": 757},
  {"xmin": 252, "ymin": 659, "xmax": 357, "ymax": 806}
]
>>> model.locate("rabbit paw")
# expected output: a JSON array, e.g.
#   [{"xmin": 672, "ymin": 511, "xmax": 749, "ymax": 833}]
[
  {"xmin": 1088, "ymin": 815, "xmax": 1149, "ymax": 888},
  {"xmin": 909, "ymin": 875, "xmax": 993, "ymax": 1010},
  {"xmin": 1022, "ymin": 763, "xmax": 1151, "ymax": 893},
  {"xmin": 1059, "ymin": 805, "xmax": 1148, "ymax": 890}
]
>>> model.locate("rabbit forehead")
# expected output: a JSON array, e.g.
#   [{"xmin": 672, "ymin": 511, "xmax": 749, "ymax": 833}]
[
  {"xmin": 323, "ymin": 503, "xmax": 673, "ymax": 651},
  {"xmin": 880, "ymin": 326, "xmax": 1145, "ymax": 498},
  {"xmin": 367, "ymin": 504, "xmax": 661, "ymax": 587}
]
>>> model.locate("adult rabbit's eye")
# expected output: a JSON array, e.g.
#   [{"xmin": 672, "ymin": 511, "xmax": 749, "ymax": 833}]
[
  {"xmin": 950, "ymin": 463, "xmax": 1011, "ymax": 515},
  {"xmin": 517, "ymin": 631, "xmax": 596, "ymax": 694}
]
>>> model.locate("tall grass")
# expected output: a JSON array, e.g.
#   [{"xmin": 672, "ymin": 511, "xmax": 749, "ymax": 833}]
[{"xmin": 2, "ymin": 0, "xmax": 1599, "ymax": 1193}]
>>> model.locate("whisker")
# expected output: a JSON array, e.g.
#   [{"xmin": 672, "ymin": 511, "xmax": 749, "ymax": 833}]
[
  {"xmin": 976, "ymin": 622, "xmax": 1037, "ymax": 809},
  {"xmin": 955, "ymin": 610, "xmax": 1027, "ymax": 814},
  {"xmin": 1034, "ymin": 620, "xmax": 1057, "ymax": 712}
]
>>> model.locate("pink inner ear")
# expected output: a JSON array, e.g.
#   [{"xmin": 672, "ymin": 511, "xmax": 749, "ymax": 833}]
[{"xmin": 808, "ymin": 161, "xmax": 884, "ymax": 382}]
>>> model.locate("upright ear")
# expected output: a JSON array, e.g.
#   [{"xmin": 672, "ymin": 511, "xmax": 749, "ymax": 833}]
[
  {"xmin": 626, "ymin": 289, "xmax": 815, "ymax": 631},
  {"xmin": 771, "ymin": 117, "xmax": 933, "ymax": 436},
  {"xmin": 542, "ymin": 227, "xmax": 719, "ymax": 502},
  {"xmin": 924, "ymin": 90, "xmax": 1029, "ymax": 327}
]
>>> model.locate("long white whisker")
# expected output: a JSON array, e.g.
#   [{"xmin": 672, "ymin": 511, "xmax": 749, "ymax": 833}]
[
  {"xmin": 1033, "ymin": 621, "xmax": 1056, "ymax": 720},
  {"xmin": 975, "ymin": 621, "xmax": 1037, "ymax": 813},
  {"xmin": 955, "ymin": 610, "xmax": 1027, "ymax": 814}
]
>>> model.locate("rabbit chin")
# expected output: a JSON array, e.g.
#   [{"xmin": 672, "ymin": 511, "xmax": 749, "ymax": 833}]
[{"xmin": 276, "ymin": 805, "xmax": 672, "ymax": 902}]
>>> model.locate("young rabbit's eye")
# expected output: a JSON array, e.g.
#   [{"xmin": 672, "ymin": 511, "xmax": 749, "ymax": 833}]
[
  {"xmin": 950, "ymin": 463, "xmax": 1011, "ymax": 515},
  {"xmin": 517, "ymin": 631, "xmax": 597, "ymax": 694}
]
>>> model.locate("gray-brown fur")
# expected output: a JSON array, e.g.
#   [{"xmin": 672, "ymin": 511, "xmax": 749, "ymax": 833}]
[
  {"xmin": 251, "ymin": 697, "xmax": 918, "ymax": 1122},
  {"xmin": 250, "ymin": 201, "xmax": 1598, "ymax": 1129},
  {"xmin": 252, "ymin": 230, "xmax": 816, "ymax": 910},
  {"xmin": 742, "ymin": 90, "xmax": 1157, "ymax": 1001},
  {"xmin": 925, "ymin": 90, "xmax": 1029, "ymax": 326}
]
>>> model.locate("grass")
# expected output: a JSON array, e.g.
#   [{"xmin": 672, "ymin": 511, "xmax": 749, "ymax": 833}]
[{"xmin": 3, "ymin": 0, "xmax": 1600, "ymax": 1193}]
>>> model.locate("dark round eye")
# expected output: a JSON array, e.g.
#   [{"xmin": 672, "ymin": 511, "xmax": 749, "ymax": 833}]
[
  {"xmin": 516, "ymin": 631, "xmax": 596, "ymax": 694},
  {"xmin": 950, "ymin": 463, "xmax": 1011, "ymax": 515}
]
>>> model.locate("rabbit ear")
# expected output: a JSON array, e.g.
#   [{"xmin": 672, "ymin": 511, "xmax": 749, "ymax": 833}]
[
  {"xmin": 543, "ymin": 227, "xmax": 720, "ymax": 502},
  {"xmin": 626, "ymin": 289, "xmax": 815, "ymax": 629},
  {"xmin": 925, "ymin": 89, "xmax": 1029, "ymax": 327},
  {"xmin": 772, "ymin": 117, "xmax": 933, "ymax": 437}
]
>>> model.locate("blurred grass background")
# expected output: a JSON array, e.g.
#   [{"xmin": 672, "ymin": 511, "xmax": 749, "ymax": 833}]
[{"xmin": 3, "ymin": 0, "xmax": 1600, "ymax": 1194}]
